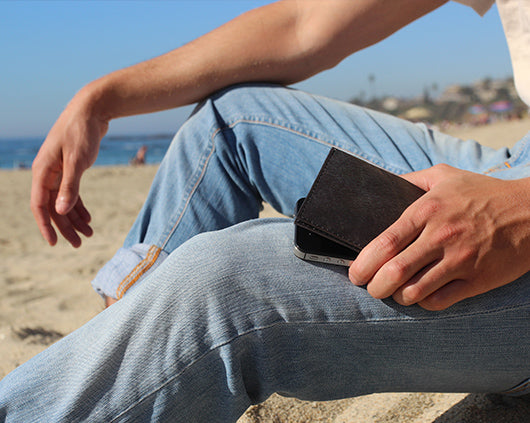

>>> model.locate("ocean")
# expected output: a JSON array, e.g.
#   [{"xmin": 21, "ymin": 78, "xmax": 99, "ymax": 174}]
[{"xmin": 0, "ymin": 134, "xmax": 174, "ymax": 170}]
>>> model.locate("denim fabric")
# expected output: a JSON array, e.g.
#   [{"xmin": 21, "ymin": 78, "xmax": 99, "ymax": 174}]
[
  {"xmin": 92, "ymin": 84, "xmax": 528, "ymax": 299},
  {"xmin": 1, "ymin": 84, "xmax": 529, "ymax": 421}
]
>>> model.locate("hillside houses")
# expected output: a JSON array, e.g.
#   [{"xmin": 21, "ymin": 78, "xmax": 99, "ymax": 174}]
[{"xmin": 352, "ymin": 77, "xmax": 527, "ymax": 125}]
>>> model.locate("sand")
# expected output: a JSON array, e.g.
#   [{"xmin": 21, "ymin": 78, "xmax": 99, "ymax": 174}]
[{"xmin": 0, "ymin": 118, "xmax": 528, "ymax": 421}]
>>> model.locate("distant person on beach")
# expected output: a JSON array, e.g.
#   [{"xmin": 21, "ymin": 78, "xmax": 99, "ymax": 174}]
[
  {"xmin": 130, "ymin": 144, "xmax": 147, "ymax": 166},
  {"xmin": 1, "ymin": 0, "xmax": 529, "ymax": 420}
]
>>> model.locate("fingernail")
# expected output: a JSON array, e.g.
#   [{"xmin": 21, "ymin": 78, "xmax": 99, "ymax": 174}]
[{"xmin": 349, "ymin": 274, "xmax": 365, "ymax": 286}]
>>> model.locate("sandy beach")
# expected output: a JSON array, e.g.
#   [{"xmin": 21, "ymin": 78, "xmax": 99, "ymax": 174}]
[{"xmin": 1, "ymin": 119, "xmax": 528, "ymax": 421}]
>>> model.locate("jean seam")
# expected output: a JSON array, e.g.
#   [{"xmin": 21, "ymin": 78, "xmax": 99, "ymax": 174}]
[
  {"xmin": 153, "ymin": 117, "xmax": 331, "ymax": 251},
  {"xmin": 108, "ymin": 300, "xmax": 529, "ymax": 420},
  {"xmin": 483, "ymin": 135, "xmax": 530, "ymax": 175},
  {"xmin": 116, "ymin": 114, "xmax": 410, "ymax": 297},
  {"xmin": 113, "ymin": 122, "xmax": 217, "ymax": 297},
  {"xmin": 219, "ymin": 116, "xmax": 408, "ymax": 175},
  {"xmin": 158, "ymin": 133, "xmax": 217, "ymax": 250},
  {"xmin": 156, "ymin": 110, "xmax": 413, "ymax": 252},
  {"xmin": 112, "ymin": 116, "xmax": 339, "ymax": 298},
  {"xmin": 240, "ymin": 298, "xmax": 530, "ymax": 324}
]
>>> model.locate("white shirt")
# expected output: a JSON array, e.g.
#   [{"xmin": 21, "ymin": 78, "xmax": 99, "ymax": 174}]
[{"xmin": 453, "ymin": 0, "xmax": 530, "ymax": 107}]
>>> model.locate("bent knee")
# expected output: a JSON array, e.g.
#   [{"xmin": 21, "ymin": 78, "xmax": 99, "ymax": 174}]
[{"xmin": 149, "ymin": 219, "xmax": 293, "ymax": 307}]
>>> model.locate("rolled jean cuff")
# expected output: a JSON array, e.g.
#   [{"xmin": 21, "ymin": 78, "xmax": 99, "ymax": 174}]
[
  {"xmin": 499, "ymin": 377, "xmax": 530, "ymax": 396},
  {"xmin": 91, "ymin": 243, "xmax": 169, "ymax": 300}
]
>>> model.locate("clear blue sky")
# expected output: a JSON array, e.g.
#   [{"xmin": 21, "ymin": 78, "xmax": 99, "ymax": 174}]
[{"xmin": 0, "ymin": 1, "xmax": 513, "ymax": 138}]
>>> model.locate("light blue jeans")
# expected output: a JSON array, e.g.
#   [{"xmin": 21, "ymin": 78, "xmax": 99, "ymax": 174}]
[{"xmin": 1, "ymin": 84, "xmax": 529, "ymax": 422}]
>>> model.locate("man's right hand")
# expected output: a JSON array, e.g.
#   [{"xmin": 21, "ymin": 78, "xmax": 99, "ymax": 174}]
[
  {"xmin": 30, "ymin": 86, "xmax": 108, "ymax": 247},
  {"xmin": 349, "ymin": 165, "xmax": 530, "ymax": 310}
]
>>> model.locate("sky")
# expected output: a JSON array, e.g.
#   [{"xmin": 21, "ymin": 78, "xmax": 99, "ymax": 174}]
[{"xmin": 0, "ymin": 1, "xmax": 513, "ymax": 138}]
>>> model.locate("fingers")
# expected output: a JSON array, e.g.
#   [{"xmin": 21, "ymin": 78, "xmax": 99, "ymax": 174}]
[
  {"xmin": 31, "ymin": 165, "xmax": 58, "ymax": 246},
  {"xmin": 352, "ymin": 232, "xmax": 461, "ymax": 310},
  {"xmin": 348, "ymin": 164, "xmax": 512, "ymax": 311},
  {"xmin": 30, "ymin": 90, "xmax": 107, "ymax": 246},
  {"xmin": 49, "ymin": 204, "xmax": 83, "ymax": 248},
  {"xmin": 53, "ymin": 198, "xmax": 93, "ymax": 248},
  {"xmin": 70, "ymin": 200, "xmax": 93, "ymax": 237},
  {"xmin": 348, "ymin": 192, "xmax": 458, "ymax": 310},
  {"xmin": 31, "ymin": 168, "xmax": 93, "ymax": 247},
  {"xmin": 75, "ymin": 196, "xmax": 92, "ymax": 224},
  {"xmin": 366, "ymin": 236, "xmax": 440, "ymax": 300},
  {"xmin": 31, "ymin": 186, "xmax": 58, "ymax": 246},
  {"xmin": 55, "ymin": 162, "xmax": 82, "ymax": 215},
  {"xmin": 418, "ymin": 280, "xmax": 469, "ymax": 311},
  {"xmin": 391, "ymin": 258, "xmax": 454, "ymax": 306},
  {"xmin": 348, "ymin": 204, "xmax": 424, "ymax": 286}
]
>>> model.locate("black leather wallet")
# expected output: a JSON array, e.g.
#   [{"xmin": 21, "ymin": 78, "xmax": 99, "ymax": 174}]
[{"xmin": 294, "ymin": 148, "xmax": 425, "ymax": 255}]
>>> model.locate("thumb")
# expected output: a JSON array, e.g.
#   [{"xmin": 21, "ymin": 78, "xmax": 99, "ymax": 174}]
[{"xmin": 55, "ymin": 165, "xmax": 82, "ymax": 215}]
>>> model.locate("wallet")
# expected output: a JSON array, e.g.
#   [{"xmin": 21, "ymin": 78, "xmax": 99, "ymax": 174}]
[{"xmin": 294, "ymin": 148, "xmax": 426, "ymax": 254}]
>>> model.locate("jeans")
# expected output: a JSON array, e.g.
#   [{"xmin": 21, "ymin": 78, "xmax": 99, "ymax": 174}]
[{"xmin": 0, "ymin": 84, "xmax": 529, "ymax": 422}]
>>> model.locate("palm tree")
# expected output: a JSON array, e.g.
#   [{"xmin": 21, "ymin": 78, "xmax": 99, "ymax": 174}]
[{"xmin": 368, "ymin": 73, "xmax": 376, "ymax": 100}]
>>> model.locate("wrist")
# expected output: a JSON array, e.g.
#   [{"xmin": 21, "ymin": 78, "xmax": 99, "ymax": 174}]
[
  {"xmin": 74, "ymin": 77, "xmax": 116, "ymax": 124},
  {"xmin": 74, "ymin": 64, "xmax": 180, "ymax": 122}
]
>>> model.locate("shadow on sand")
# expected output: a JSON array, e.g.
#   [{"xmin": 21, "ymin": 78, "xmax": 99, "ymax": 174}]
[{"xmin": 434, "ymin": 394, "xmax": 530, "ymax": 423}]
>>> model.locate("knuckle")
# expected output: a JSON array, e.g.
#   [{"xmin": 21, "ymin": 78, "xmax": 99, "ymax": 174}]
[
  {"xmin": 348, "ymin": 264, "xmax": 366, "ymax": 284},
  {"xmin": 399, "ymin": 284, "xmax": 425, "ymax": 305},
  {"xmin": 59, "ymin": 177, "xmax": 80, "ymax": 197},
  {"xmin": 433, "ymin": 163, "xmax": 451, "ymax": 172},
  {"xmin": 30, "ymin": 198, "xmax": 46, "ymax": 215},
  {"xmin": 366, "ymin": 282, "xmax": 386, "ymax": 299},
  {"xmin": 433, "ymin": 224, "xmax": 461, "ymax": 245},
  {"xmin": 416, "ymin": 197, "xmax": 441, "ymax": 220},
  {"xmin": 457, "ymin": 246, "xmax": 477, "ymax": 265},
  {"xmin": 61, "ymin": 182, "xmax": 77, "ymax": 194},
  {"xmin": 384, "ymin": 258, "xmax": 410, "ymax": 282},
  {"xmin": 376, "ymin": 230, "xmax": 402, "ymax": 255}
]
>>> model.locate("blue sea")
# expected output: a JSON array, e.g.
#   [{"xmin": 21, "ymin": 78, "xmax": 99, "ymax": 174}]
[{"xmin": 0, "ymin": 134, "xmax": 174, "ymax": 169}]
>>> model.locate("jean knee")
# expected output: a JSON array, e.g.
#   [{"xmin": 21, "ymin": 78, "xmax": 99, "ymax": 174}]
[
  {"xmin": 153, "ymin": 229, "xmax": 257, "ymax": 307},
  {"xmin": 144, "ymin": 220, "xmax": 292, "ymax": 332},
  {"xmin": 170, "ymin": 84, "xmax": 275, "ymax": 160}
]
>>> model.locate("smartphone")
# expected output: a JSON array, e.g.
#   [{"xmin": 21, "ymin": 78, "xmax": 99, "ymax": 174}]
[{"xmin": 293, "ymin": 198, "xmax": 357, "ymax": 266}]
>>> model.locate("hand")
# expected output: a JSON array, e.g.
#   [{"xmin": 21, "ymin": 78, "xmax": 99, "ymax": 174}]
[
  {"xmin": 348, "ymin": 164, "xmax": 530, "ymax": 310},
  {"xmin": 31, "ymin": 87, "xmax": 109, "ymax": 247}
]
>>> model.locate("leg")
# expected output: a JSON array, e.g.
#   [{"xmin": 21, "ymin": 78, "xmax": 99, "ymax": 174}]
[
  {"xmin": 92, "ymin": 84, "xmax": 514, "ymax": 299},
  {"xmin": 1, "ymin": 219, "xmax": 528, "ymax": 421}
]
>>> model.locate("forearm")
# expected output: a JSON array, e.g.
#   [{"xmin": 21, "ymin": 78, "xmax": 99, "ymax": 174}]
[
  {"xmin": 79, "ymin": 1, "xmax": 321, "ymax": 122},
  {"xmin": 77, "ymin": 0, "xmax": 448, "ymax": 122},
  {"xmin": 28, "ymin": 0, "xmax": 450, "ymax": 248}
]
